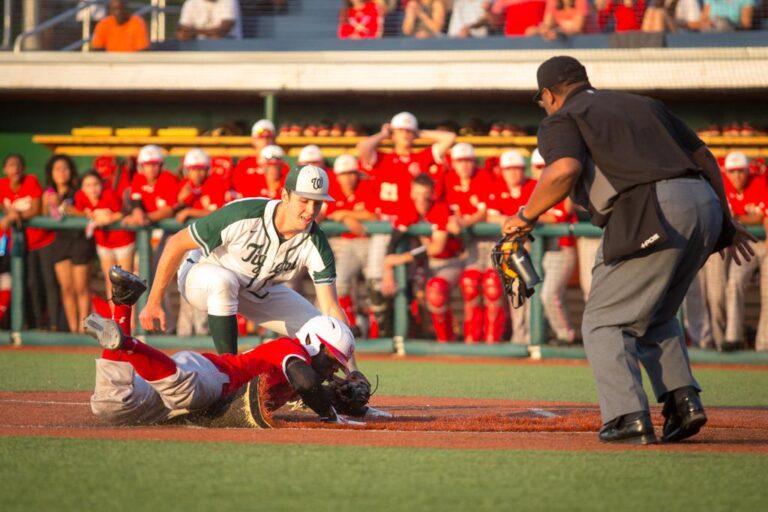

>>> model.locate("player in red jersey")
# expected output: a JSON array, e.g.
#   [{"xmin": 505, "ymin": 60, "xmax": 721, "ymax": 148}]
[
  {"xmin": 723, "ymin": 151, "xmax": 768, "ymax": 352},
  {"xmin": 487, "ymin": 149, "xmax": 538, "ymax": 344},
  {"xmin": 529, "ymin": 148, "xmax": 579, "ymax": 345},
  {"xmin": 175, "ymin": 148, "xmax": 212, "ymax": 224},
  {"xmin": 232, "ymin": 119, "xmax": 290, "ymax": 197},
  {"xmin": 122, "ymin": 145, "xmax": 179, "ymax": 228},
  {"xmin": 381, "ymin": 174, "xmax": 464, "ymax": 342},
  {"xmin": 444, "ymin": 143, "xmax": 500, "ymax": 343},
  {"xmin": 356, "ymin": 112, "xmax": 455, "ymax": 337},
  {"xmin": 232, "ymin": 145, "xmax": 286, "ymax": 199},
  {"xmin": 322, "ymin": 154, "xmax": 378, "ymax": 335}
]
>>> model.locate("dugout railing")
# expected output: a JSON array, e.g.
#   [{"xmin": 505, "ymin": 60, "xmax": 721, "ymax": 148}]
[{"xmin": 4, "ymin": 217, "xmax": 767, "ymax": 362}]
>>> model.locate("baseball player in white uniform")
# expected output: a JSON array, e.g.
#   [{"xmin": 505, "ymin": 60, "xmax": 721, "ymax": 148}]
[{"xmin": 138, "ymin": 165, "xmax": 350, "ymax": 359}]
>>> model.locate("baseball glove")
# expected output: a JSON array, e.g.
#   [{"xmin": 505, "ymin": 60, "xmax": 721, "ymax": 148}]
[
  {"xmin": 328, "ymin": 371, "xmax": 372, "ymax": 416},
  {"xmin": 108, "ymin": 266, "xmax": 148, "ymax": 306},
  {"xmin": 490, "ymin": 233, "xmax": 541, "ymax": 309}
]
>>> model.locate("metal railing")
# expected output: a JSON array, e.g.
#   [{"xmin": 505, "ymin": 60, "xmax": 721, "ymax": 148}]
[
  {"xmin": 6, "ymin": 217, "xmax": 765, "ymax": 353},
  {"xmin": 12, "ymin": 0, "xmax": 171, "ymax": 53}
]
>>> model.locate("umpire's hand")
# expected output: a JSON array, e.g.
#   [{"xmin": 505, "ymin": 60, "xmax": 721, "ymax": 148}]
[
  {"xmin": 725, "ymin": 219, "xmax": 758, "ymax": 265},
  {"xmin": 139, "ymin": 302, "xmax": 166, "ymax": 333}
]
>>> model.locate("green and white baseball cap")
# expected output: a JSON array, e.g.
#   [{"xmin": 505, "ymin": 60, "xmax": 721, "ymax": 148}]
[{"xmin": 284, "ymin": 165, "xmax": 335, "ymax": 202}]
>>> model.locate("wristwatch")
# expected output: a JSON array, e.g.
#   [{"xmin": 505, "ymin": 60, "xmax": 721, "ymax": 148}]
[{"xmin": 517, "ymin": 207, "xmax": 537, "ymax": 225}]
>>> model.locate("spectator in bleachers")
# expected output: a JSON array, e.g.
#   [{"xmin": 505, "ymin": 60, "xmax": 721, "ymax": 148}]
[
  {"xmin": 444, "ymin": 143, "xmax": 500, "ymax": 342},
  {"xmin": 595, "ymin": 0, "xmax": 645, "ymax": 32},
  {"xmin": 0, "ymin": 154, "xmax": 58, "ymax": 330},
  {"xmin": 339, "ymin": 0, "xmax": 384, "ymax": 39},
  {"xmin": 233, "ymin": 145, "xmax": 286, "ymax": 199},
  {"xmin": 491, "ymin": 0, "xmax": 546, "ymax": 36},
  {"xmin": 44, "ymin": 155, "xmax": 94, "ymax": 334},
  {"xmin": 487, "ymin": 149, "xmax": 536, "ymax": 344},
  {"xmin": 700, "ymin": 0, "xmax": 755, "ymax": 31},
  {"xmin": 322, "ymin": 154, "xmax": 378, "ymax": 335},
  {"xmin": 642, "ymin": 0, "xmax": 702, "ymax": 32},
  {"xmin": 528, "ymin": 0, "xmax": 596, "ymax": 40},
  {"xmin": 529, "ymin": 148, "xmax": 578, "ymax": 345},
  {"xmin": 176, "ymin": 0, "xmax": 243, "ymax": 41},
  {"xmin": 402, "ymin": 0, "xmax": 448, "ymax": 38},
  {"xmin": 91, "ymin": 0, "xmax": 150, "ymax": 52},
  {"xmin": 74, "ymin": 171, "xmax": 136, "ymax": 313},
  {"xmin": 723, "ymin": 151, "xmax": 767, "ymax": 352},
  {"xmin": 382, "ymin": 174, "xmax": 464, "ymax": 342},
  {"xmin": 356, "ymin": 112, "xmax": 455, "ymax": 337},
  {"xmin": 448, "ymin": 0, "xmax": 492, "ymax": 37}
]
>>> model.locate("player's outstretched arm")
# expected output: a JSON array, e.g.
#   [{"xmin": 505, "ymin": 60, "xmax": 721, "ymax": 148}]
[
  {"xmin": 138, "ymin": 228, "xmax": 199, "ymax": 332},
  {"xmin": 285, "ymin": 358, "xmax": 337, "ymax": 420}
]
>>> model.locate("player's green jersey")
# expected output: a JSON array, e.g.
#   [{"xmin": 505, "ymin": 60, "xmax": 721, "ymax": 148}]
[{"xmin": 188, "ymin": 198, "xmax": 335, "ymax": 293}]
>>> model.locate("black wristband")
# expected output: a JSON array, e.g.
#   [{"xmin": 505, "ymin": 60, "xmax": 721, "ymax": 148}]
[{"xmin": 517, "ymin": 207, "xmax": 537, "ymax": 225}]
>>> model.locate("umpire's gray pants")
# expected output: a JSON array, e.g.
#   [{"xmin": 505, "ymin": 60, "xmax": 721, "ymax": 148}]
[{"xmin": 581, "ymin": 177, "xmax": 722, "ymax": 423}]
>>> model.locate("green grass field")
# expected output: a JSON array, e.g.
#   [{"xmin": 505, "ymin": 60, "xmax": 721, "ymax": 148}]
[{"xmin": 1, "ymin": 350, "xmax": 767, "ymax": 512}]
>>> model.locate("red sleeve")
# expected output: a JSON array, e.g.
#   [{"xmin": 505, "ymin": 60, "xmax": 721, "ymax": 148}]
[
  {"xmin": 73, "ymin": 191, "xmax": 88, "ymax": 211},
  {"xmin": 428, "ymin": 202, "xmax": 451, "ymax": 232},
  {"xmin": 24, "ymin": 175, "xmax": 43, "ymax": 198},
  {"xmin": 158, "ymin": 172, "xmax": 179, "ymax": 207}
]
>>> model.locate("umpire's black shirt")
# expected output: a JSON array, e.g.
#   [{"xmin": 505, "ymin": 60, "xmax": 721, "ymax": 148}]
[{"xmin": 537, "ymin": 86, "xmax": 706, "ymax": 220}]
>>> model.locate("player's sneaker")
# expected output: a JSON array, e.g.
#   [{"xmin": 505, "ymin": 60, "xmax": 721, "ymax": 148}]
[
  {"xmin": 363, "ymin": 406, "xmax": 393, "ymax": 419},
  {"xmin": 83, "ymin": 313, "xmax": 127, "ymax": 350},
  {"xmin": 109, "ymin": 266, "xmax": 147, "ymax": 306}
]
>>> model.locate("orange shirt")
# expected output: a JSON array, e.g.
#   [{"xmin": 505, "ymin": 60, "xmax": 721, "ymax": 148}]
[{"xmin": 92, "ymin": 15, "xmax": 149, "ymax": 52}]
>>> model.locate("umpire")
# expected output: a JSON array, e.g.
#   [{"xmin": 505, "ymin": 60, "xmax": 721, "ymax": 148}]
[{"xmin": 503, "ymin": 56, "xmax": 756, "ymax": 444}]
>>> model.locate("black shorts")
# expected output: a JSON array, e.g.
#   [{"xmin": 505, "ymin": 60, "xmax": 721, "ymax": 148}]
[{"xmin": 50, "ymin": 231, "xmax": 96, "ymax": 265}]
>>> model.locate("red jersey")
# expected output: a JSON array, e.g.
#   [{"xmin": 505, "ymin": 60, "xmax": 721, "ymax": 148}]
[
  {"xmin": 325, "ymin": 180, "xmax": 376, "ymax": 239},
  {"xmin": 177, "ymin": 177, "xmax": 204, "ymax": 208},
  {"xmin": 94, "ymin": 155, "xmax": 132, "ymax": 200},
  {"xmin": 205, "ymin": 337, "xmax": 311, "ymax": 402},
  {"xmin": 339, "ymin": 1, "xmax": 381, "ymax": 39},
  {"xmin": 74, "ymin": 189, "xmax": 135, "ymax": 248},
  {"xmin": 232, "ymin": 157, "xmax": 289, "ymax": 198},
  {"xmin": 493, "ymin": 0, "xmax": 546, "ymax": 36},
  {"xmin": 597, "ymin": 0, "xmax": 644, "ymax": 32},
  {"xmin": 445, "ymin": 169, "xmax": 494, "ymax": 217},
  {"xmin": 0, "ymin": 175, "xmax": 55, "ymax": 251},
  {"xmin": 394, "ymin": 200, "xmax": 463, "ymax": 260},
  {"xmin": 129, "ymin": 171, "xmax": 178, "ymax": 212},
  {"xmin": 368, "ymin": 147, "xmax": 443, "ymax": 216},
  {"xmin": 199, "ymin": 174, "xmax": 231, "ymax": 211},
  {"xmin": 488, "ymin": 178, "xmax": 538, "ymax": 216},
  {"xmin": 210, "ymin": 156, "xmax": 234, "ymax": 184},
  {"xmin": 543, "ymin": 200, "xmax": 576, "ymax": 248},
  {"xmin": 724, "ymin": 173, "xmax": 767, "ymax": 217}
]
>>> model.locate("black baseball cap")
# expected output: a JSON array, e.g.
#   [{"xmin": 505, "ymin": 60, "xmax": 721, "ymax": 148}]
[{"xmin": 533, "ymin": 56, "xmax": 589, "ymax": 102}]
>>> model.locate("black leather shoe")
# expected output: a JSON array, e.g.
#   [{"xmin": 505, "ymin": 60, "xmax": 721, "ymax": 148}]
[
  {"xmin": 720, "ymin": 340, "xmax": 745, "ymax": 353},
  {"xmin": 599, "ymin": 411, "xmax": 658, "ymax": 445},
  {"xmin": 109, "ymin": 266, "xmax": 148, "ymax": 306},
  {"xmin": 662, "ymin": 386, "xmax": 707, "ymax": 442}
]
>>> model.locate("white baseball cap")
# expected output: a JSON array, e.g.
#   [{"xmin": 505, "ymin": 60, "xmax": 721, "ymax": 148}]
[
  {"xmin": 298, "ymin": 144, "xmax": 323, "ymax": 165},
  {"xmin": 500, "ymin": 149, "xmax": 525, "ymax": 169},
  {"xmin": 450, "ymin": 143, "xmax": 475, "ymax": 161},
  {"xmin": 251, "ymin": 119, "xmax": 276, "ymax": 137},
  {"xmin": 333, "ymin": 154, "xmax": 359, "ymax": 175},
  {"xmin": 391, "ymin": 112, "xmax": 418, "ymax": 131},
  {"xmin": 260, "ymin": 144, "xmax": 285, "ymax": 162},
  {"xmin": 137, "ymin": 144, "xmax": 164, "ymax": 165},
  {"xmin": 284, "ymin": 165, "xmax": 335, "ymax": 202},
  {"xmin": 531, "ymin": 148, "xmax": 545, "ymax": 167},
  {"xmin": 725, "ymin": 151, "xmax": 749, "ymax": 171},
  {"xmin": 183, "ymin": 148, "xmax": 210, "ymax": 169}
]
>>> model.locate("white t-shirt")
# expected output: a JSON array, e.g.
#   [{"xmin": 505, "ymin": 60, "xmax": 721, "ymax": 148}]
[
  {"xmin": 447, "ymin": 0, "xmax": 489, "ymax": 37},
  {"xmin": 179, "ymin": 0, "xmax": 242, "ymax": 39},
  {"xmin": 672, "ymin": 0, "xmax": 702, "ymax": 25}
]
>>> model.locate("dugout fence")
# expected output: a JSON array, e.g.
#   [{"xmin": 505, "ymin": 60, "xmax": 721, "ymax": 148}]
[{"xmin": 4, "ymin": 216, "xmax": 767, "ymax": 361}]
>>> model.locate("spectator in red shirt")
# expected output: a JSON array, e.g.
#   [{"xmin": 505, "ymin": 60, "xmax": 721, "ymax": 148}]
[
  {"xmin": 491, "ymin": 0, "xmax": 547, "ymax": 36},
  {"xmin": 595, "ymin": 0, "xmax": 645, "ymax": 32},
  {"xmin": 74, "ymin": 170, "xmax": 136, "ymax": 312},
  {"xmin": 528, "ymin": 0, "xmax": 596, "ymax": 40},
  {"xmin": 339, "ymin": 0, "xmax": 383, "ymax": 38},
  {"xmin": 381, "ymin": 174, "xmax": 464, "ymax": 342},
  {"xmin": 44, "ymin": 155, "xmax": 95, "ymax": 334},
  {"xmin": 0, "ymin": 154, "xmax": 58, "ymax": 330}
]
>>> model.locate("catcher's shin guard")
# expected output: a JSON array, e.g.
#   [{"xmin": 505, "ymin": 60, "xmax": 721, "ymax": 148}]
[
  {"xmin": 109, "ymin": 266, "xmax": 147, "ymax": 306},
  {"xmin": 426, "ymin": 277, "xmax": 453, "ymax": 342},
  {"xmin": 460, "ymin": 269, "xmax": 484, "ymax": 343},
  {"xmin": 186, "ymin": 376, "xmax": 273, "ymax": 429},
  {"xmin": 482, "ymin": 269, "xmax": 508, "ymax": 343}
]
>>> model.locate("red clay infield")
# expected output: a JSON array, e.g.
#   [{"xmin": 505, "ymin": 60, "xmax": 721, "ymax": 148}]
[{"xmin": 1, "ymin": 391, "xmax": 766, "ymax": 454}]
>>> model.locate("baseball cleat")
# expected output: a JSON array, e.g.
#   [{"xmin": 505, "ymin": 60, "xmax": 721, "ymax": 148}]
[
  {"xmin": 363, "ymin": 406, "xmax": 393, "ymax": 419},
  {"xmin": 83, "ymin": 314, "xmax": 127, "ymax": 350},
  {"xmin": 109, "ymin": 266, "xmax": 147, "ymax": 306}
]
